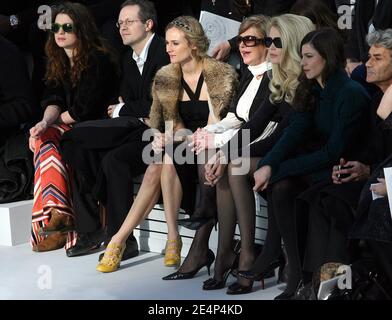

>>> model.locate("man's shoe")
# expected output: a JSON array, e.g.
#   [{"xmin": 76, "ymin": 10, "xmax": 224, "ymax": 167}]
[
  {"xmin": 98, "ymin": 236, "xmax": 139, "ymax": 262},
  {"xmin": 66, "ymin": 230, "xmax": 106, "ymax": 257}
]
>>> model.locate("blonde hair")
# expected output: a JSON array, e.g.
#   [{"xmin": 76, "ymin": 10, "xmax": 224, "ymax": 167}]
[
  {"xmin": 268, "ymin": 14, "xmax": 315, "ymax": 104},
  {"xmin": 166, "ymin": 16, "xmax": 210, "ymax": 61}
]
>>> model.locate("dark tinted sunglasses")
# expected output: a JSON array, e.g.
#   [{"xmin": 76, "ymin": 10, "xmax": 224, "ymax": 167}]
[
  {"xmin": 237, "ymin": 35, "xmax": 264, "ymax": 47},
  {"xmin": 51, "ymin": 23, "xmax": 74, "ymax": 33},
  {"xmin": 264, "ymin": 37, "xmax": 282, "ymax": 49}
]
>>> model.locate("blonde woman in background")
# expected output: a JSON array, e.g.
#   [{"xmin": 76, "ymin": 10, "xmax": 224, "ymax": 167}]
[{"xmin": 200, "ymin": 14, "xmax": 315, "ymax": 295}]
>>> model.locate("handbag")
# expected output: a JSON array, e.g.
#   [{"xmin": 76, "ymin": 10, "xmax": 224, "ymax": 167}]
[{"xmin": 317, "ymin": 259, "xmax": 392, "ymax": 300}]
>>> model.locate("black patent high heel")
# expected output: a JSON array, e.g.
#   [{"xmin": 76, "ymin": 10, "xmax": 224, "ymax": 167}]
[
  {"xmin": 226, "ymin": 274, "xmax": 265, "ymax": 295},
  {"xmin": 203, "ymin": 243, "xmax": 240, "ymax": 290},
  {"xmin": 239, "ymin": 254, "xmax": 285, "ymax": 283},
  {"xmin": 202, "ymin": 267, "xmax": 232, "ymax": 290},
  {"xmin": 162, "ymin": 249, "xmax": 215, "ymax": 280},
  {"xmin": 227, "ymin": 255, "xmax": 266, "ymax": 295}
]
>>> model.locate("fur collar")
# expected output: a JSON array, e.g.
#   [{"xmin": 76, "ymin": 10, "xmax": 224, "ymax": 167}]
[{"xmin": 149, "ymin": 57, "xmax": 237, "ymax": 131}]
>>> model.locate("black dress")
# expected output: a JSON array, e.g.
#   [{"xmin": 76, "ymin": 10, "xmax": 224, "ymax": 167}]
[
  {"xmin": 174, "ymin": 73, "xmax": 209, "ymax": 214},
  {"xmin": 179, "ymin": 74, "xmax": 209, "ymax": 132}
]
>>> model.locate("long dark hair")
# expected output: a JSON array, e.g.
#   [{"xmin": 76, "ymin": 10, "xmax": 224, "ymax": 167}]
[
  {"xmin": 293, "ymin": 28, "xmax": 345, "ymax": 112},
  {"xmin": 45, "ymin": 2, "xmax": 115, "ymax": 86}
]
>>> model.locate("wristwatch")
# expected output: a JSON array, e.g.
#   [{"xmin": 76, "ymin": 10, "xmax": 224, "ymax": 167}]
[{"xmin": 9, "ymin": 15, "xmax": 20, "ymax": 28}]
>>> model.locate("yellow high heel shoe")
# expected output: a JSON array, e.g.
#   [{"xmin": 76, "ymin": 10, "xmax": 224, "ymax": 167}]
[
  {"xmin": 96, "ymin": 243, "xmax": 126, "ymax": 273},
  {"xmin": 164, "ymin": 236, "xmax": 182, "ymax": 267}
]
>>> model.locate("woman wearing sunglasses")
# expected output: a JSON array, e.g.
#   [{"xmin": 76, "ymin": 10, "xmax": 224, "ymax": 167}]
[
  {"xmin": 162, "ymin": 14, "xmax": 314, "ymax": 293},
  {"xmin": 239, "ymin": 27, "xmax": 370, "ymax": 299},
  {"xmin": 29, "ymin": 2, "xmax": 119, "ymax": 252},
  {"xmin": 162, "ymin": 14, "xmax": 274, "ymax": 280},
  {"xmin": 177, "ymin": 15, "xmax": 272, "ymax": 230},
  {"xmin": 196, "ymin": 14, "xmax": 315, "ymax": 295}
]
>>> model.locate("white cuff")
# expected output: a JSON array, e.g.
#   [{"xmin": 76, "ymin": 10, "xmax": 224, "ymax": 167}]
[
  {"xmin": 214, "ymin": 128, "xmax": 239, "ymax": 148},
  {"xmin": 112, "ymin": 102, "xmax": 125, "ymax": 118}
]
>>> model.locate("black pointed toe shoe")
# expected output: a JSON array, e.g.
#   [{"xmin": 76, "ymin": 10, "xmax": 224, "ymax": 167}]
[
  {"xmin": 226, "ymin": 281, "xmax": 253, "ymax": 295},
  {"xmin": 162, "ymin": 249, "xmax": 215, "ymax": 280},
  {"xmin": 202, "ymin": 266, "xmax": 233, "ymax": 290},
  {"xmin": 238, "ymin": 256, "xmax": 285, "ymax": 282}
]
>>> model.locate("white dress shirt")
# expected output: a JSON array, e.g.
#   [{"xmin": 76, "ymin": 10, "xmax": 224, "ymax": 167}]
[
  {"xmin": 204, "ymin": 61, "xmax": 271, "ymax": 148},
  {"xmin": 112, "ymin": 33, "xmax": 156, "ymax": 118}
]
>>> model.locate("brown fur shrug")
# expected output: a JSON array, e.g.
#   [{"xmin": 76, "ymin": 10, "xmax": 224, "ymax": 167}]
[{"xmin": 149, "ymin": 57, "xmax": 238, "ymax": 132}]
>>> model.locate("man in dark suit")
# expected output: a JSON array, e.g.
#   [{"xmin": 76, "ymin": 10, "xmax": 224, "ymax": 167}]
[
  {"xmin": 345, "ymin": 0, "xmax": 392, "ymax": 75},
  {"xmin": 61, "ymin": 0, "xmax": 169, "ymax": 258}
]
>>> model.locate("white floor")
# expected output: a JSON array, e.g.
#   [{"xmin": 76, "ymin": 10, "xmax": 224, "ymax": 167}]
[{"xmin": 0, "ymin": 243, "xmax": 285, "ymax": 300}]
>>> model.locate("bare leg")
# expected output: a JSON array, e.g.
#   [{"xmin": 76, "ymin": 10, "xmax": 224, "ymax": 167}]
[
  {"xmin": 109, "ymin": 163, "xmax": 162, "ymax": 245},
  {"xmin": 168, "ymin": 150, "xmax": 217, "ymax": 273},
  {"xmin": 160, "ymin": 153, "xmax": 182, "ymax": 241}
]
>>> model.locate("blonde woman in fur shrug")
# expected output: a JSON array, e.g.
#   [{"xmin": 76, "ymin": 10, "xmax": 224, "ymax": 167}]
[{"xmin": 96, "ymin": 16, "xmax": 237, "ymax": 273}]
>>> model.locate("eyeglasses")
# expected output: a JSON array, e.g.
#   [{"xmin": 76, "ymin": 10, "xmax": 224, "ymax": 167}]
[
  {"xmin": 264, "ymin": 37, "xmax": 282, "ymax": 49},
  {"xmin": 237, "ymin": 35, "xmax": 264, "ymax": 47},
  {"xmin": 116, "ymin": 19, "xmax": 142, "ymax": 28},
  {"xmin": 51, "ymin": 23, "xmax": 74, "ymax": 33}
]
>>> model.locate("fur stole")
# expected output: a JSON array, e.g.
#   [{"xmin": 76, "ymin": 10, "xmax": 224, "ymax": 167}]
[{"xmin": 149, "ymin": 57, "xmax": 238, "ymax": 132}]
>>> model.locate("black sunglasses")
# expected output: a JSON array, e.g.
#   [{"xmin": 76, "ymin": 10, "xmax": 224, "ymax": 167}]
[
  {"xmin": 264, "ymin": 37, "xmax": 282, "ymax": 49},
  {"xmin": 237, "ymin": 35, "xmax": 264, "ymax": 47},
  {"xmin": 51, "ymin": 23, "xmax": 74, "ymax": 34}
]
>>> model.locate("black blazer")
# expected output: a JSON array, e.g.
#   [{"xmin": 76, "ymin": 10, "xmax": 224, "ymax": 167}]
[
  {"xmin": 41, "ymin": 49, "xmax": 119, "ymax": 122},
  {"xmin": 228, "ymin": 68, "xmax": 270, "ymax": 122},
  {"xmin": 223, "ymin": 84, "xmax": 293, "ymax": 160},
  {"xmin": 119, "ymin": 35, "xmax": 170, "ymax": 119},
  {"xmin": 0, "ymin": 35, "xmax": 35, "ymax": 131}
]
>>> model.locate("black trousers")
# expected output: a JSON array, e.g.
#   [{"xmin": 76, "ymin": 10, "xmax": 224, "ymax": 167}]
[
  {"xmin": 297, "ymin": 181, "xmax": 365, "ymax": 273},
  {"xmin": 64, "ymin": 125, "xmax": 149, "ymax": 237},
  {"xmin": 302, "ymin": 195, "xmax": 355, "ymax": 272}
]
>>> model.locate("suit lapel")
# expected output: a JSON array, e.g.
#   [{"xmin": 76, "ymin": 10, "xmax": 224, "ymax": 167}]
[
  {"xmin": 140, "ymin": 35, "xmax": 159, "ymax": 89},
  {"xmin": 248, "ymin": 74, "xmax": 270, "ymax": 116},
  {"xmin": 236, "ymin": 70, "xmax": 253, "ymax": 100},
  {"xmin": 233, "ymin": 71, "xmax": 270, "ymax": 121}
]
